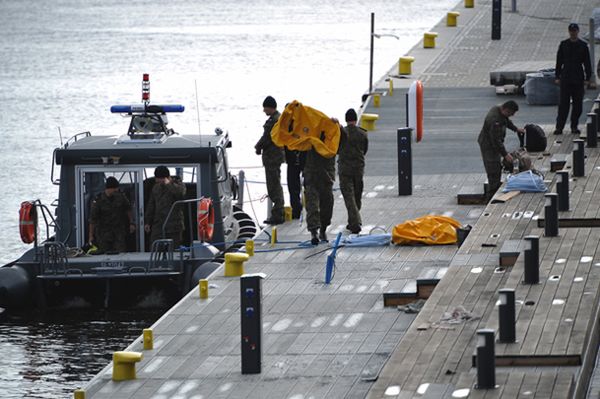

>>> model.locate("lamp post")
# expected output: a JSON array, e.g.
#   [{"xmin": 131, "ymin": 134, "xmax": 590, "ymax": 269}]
[{"xmin": 369, "ymin": 13, "xmax": 399, "ymax": 94}]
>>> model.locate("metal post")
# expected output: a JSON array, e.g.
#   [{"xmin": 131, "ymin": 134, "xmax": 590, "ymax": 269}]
[
  {"xmin": 523, "ymin": 235, "xmax": 540, "ymax": 284},
  {"xmin": 589, "ymin": 18, "xmax": 597, "ymax": 89},
  {"xmin": 511, "ymin": 0, "xmax": 517, "ymax": 12},
  {"xmin": 556, "ymin": 171, "xmax": 570, "ymax": 211},
  {"xmin": 397, "ymin": 128, "xmax": 413, "ymax": 196},
  {"xmin": 596, "ymin": 100, "xmax": 600, "ymax": 133},
  {"xmin": 241, "ymin": 273, "xmax": 264, "ymax": 374},
  {"xmin": 492, "ymin": 0, "xmax": 502, "ymax": 40},
  {"xmin": 237, "ymin": 170, "xmax": 245, "ymax": 209},
  {"xmin": 544, "ymin": 194, "xmax": 559, "ymax": 237},
  {"xmin": 588, "ymin": 113, "xmax": 598, "ymax": 148},
  {"xmin": 573, "ymin": 139, "xmax": 585, "ymax": 177},
  {"xmin": 369, "ymin": 12, "xmax": 375, "ymax": 94},
  {"xmin": 498, "ymin": 289, "xmax": 516, "ymax": 343},
  {"xmin": 476, "ymin": 329, "xmax": 496, "ymax": 389}
]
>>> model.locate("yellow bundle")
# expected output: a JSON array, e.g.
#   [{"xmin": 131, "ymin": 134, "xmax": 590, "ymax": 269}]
[
  {"xmin": 392, "ymin": 215, "xmax": 461, "ymax": 245},
  {"xmin": 271, "ymin": 100, "xmax": 341, "ymax": 158}
]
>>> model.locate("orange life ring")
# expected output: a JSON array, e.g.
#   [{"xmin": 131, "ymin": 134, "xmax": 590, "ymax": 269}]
[
  {"xmin": 19, "ymin": 201, "xmax": 37, "ymax": 244},
  {"xmin": 408, "ymin": 80, "xmax": 424, "ymax": 142},
  {"xmin": 197, "ymin": 198, "xmax": 214, "ymax": 242}
]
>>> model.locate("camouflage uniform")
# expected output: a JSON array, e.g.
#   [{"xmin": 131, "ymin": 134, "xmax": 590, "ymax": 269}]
[
  {"xmin": 255, "ymin": 111, "xmax": 285, "ymax": 222},
  {"xmin": 477, "ymin": 105, "xmax": 518, "ymax": 198},
  {"xmin": 304, "ymin": 147, "xmax": 335, "ymax": 232},
  {"xmin": 89, "ymin": 191, "xmax": 131, "ymax": 252},
  {"xmin": 338, "ymin": 124, "xmax": 368, "ymax": 230},
  {"xmin": 146, "ymin": 178, "xmax": 186, "ymax": 248}
]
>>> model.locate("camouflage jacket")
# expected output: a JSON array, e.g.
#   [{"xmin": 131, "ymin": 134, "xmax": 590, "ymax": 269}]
[
  {"xmin": 255, "ymin": 111, "xmax": 284, "ymax": 166},
  {"xmin": 90, "ymin": 191, "xmax": 131, "ymax": 231},
  {"xmin": 338, "ymin": 124, "xmax": 368, "ymax": 175},
  {"xmin": 305, "ymin": 147, "xmax": 335, "ymax": 183},
  {"xmin": 145, "ymin": 178, "xmax": 186, "ymax": 232},
  {"xmin": 477, "ymin": 105, "xmax": 517, "ymax": 157}
]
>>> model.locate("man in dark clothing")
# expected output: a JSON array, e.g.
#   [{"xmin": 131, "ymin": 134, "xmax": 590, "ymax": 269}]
[
  {"xmin": 144, "ymin": 166, "xmax": 186, "ymax": 248},
  {"xmin": 338, "ymin": 109, "xmax": 368, "ymax": 234},
  {"xmin": 553, "ymin": 23, "xmax": 592, "ymax": 135},
  {"xmin": 255, "ymin": 96, "xmax": 285, "ymax": 225},
  {"xmin": 89, "ymin": 176, "xmax": 134, "ymax": 253},
  {"xmin": 477, "ymin": 101, "xmax": 525, "ymax": 200},
  {"xmin": 285, "ymin": 148, "xmax": 306, "ymax": 219},
  {"xmin": 304, "ymin": 132, "xmax": 336, "ymax": 245}
]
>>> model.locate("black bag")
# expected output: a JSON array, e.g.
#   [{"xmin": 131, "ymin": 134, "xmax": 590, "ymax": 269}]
[{"xmin": 521, "ymin": 124, "xmax": 547, "ymax": 152}]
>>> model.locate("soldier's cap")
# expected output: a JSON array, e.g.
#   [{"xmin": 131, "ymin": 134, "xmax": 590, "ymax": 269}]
[
  {"xmin": 105, "ymin": 176, "xmax": 119, "ymax": 189},
  {"xmin": 345, "ymin": 108, "xmax": 358, "ymax": 122},
  {"xmin": 154, "ymin": 165, "xmax": 170, "ymax": 178},
  {"xmin": 263, "ymin": 96, "xmax": 277, "ymax": 109},
  {"xmin": 568, "ymin": 23, "xmax": 579, "ymax": 31}
]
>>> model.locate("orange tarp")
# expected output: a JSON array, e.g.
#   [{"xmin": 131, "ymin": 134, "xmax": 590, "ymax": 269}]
[{"xmin": 392, "ymin": 215, "xmax": 461, "ymax": 245}]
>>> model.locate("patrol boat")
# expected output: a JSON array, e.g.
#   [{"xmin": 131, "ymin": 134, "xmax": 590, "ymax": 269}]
[{"xmin": 0, "ymin": 75, "xmax": 256, "ymax": 310}]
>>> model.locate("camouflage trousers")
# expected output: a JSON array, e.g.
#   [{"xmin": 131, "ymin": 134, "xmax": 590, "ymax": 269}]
[
  {"xmin": 339, "ymin": 173, "xmax": 363, "ymax": 228},
  {"xmin": 96, "ymin": 229, "xmax": 127, "ymax": 253},
  {"xmin": 265, "ymin": 164, "xmax": 284, "ymax": 221},
  {"xmin": 304, "ymin": 171, "xmax": 334, "ymax": 232},
  {"xmin": 480, "ymin": 149, "xmax": 502, "ymax": 200}
]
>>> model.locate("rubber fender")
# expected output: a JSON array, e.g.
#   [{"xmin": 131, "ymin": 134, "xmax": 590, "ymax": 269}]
[
  {"xmin": 0, "ymin": 266, "xmax": 31, "ymax": 309},
  {"xmin": 191, "ymin": 262, "xmax": 222, "ymax": 288}
]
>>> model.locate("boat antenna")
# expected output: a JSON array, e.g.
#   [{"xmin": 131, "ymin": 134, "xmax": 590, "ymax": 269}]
[
  {"xmin": 194, "ymin": 79, "xmax": 202, "ymax": 146},
  {"xmin": 57, "ymin": 126, "xmax": 63, "ymax": 146}
]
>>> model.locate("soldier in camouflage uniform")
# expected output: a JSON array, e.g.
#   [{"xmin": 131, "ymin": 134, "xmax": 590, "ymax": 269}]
[
  {"xmin": 88, "ymin": 176, "xmax": 134, "ymax": 253},
  {"xmin": 144, "ymin": 166, "xmax": 187, "ymax": 248},
  {"xmin": 338, "ymin": 109, "xmax": 368, "ymax": 234},
  {"xmin": 477, "ymin": 101, "xmax": 525, "ymax": 200},
  {"xmin": 255, "ymin": 96, "xmax": 285, "ymax": 225},
  {"xmin": 305, "ymin": 131, "xmax": 336, "ymax": 245}
]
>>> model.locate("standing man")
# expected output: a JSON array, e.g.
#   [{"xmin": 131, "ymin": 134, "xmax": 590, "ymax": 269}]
[
  {"xmin": 305, "ymin": 132, "xmax": 336, "ymax": 245},
  {"xmin": 553, "ymin": 23, "xmax": 592, "ymax": 135},
  {"xmin": 144, "ymin": 166, "xmax": 186, "ymax": 248},
  {"xmin": 88, "ymin": 176, "xmax": 134, "ymax": 253},
  {"xmin": 477, "ymin": 101, "xmax": 525, "ymax": 200},
  {"xmin": 285, "ymin": 148, "xmax": 306, "ymax": 219},
  {"xmin": 338, "ymin": 109, "xmax": 368, "ymax": 234},
  {"xmin": 255, "ymin": 96, "xmax": 285, "ymax": 225}
]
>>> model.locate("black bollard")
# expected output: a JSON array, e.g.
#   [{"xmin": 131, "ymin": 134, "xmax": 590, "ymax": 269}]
[
  {"xmin": 476, "ymin": 329, "xmax": 496, "ymax": 389},
  {"xmin": 491, "ymin": 0, "xmax": 502, "ymax": 40},
  {"xmin": 595, "ymin": 100, "xmax": 600, "ymax": 133},
  {"xmin": 587, "ymin": 113, "xmax": 597, "ymax": 148},
  {"xmin": 544, "ymin": 194, "xmax": 559, "ymax": 237},
  {"xmin": 556, "ymin": 170, "xmax": 569, "ymax": 211},
  {"xmin": 498, "ymin": 289, "xmax": 516, "ymax": 343},
  {"xmin": 241, "ymin": 273, "xmax": 264, "ymax": 374},
  {"xmin": 397, "ymin": 128, "xmax": 413, "ymax": 196},
  {"xmin": 523, "ymin": 235, "xmax": 540, "ymax": 284},
  {"xmin": 573, "ymin": 139, "xmax": 585, "ymax": 177}
]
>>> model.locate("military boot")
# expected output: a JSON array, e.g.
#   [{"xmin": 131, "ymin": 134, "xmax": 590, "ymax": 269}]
[
  {"xmin": 319, "ymin": 227, "xmax": 328, "ymax": 242},
  {"xmin": 310, "ymin": 229, "xmax": 319, "ymax": 245}
]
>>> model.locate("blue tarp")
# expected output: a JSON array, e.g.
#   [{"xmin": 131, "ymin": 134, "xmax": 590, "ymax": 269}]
[{"xmin": 503, "ymin": 170, "xmax": 547, "ymax": 193}]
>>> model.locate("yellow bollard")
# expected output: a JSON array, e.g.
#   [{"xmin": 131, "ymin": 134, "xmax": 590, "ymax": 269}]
[
  {"xmin": 447, "ymin": 11, "xmax": 460, "ymax": 27},
  {"xmin": 423, "ymin": 32, "xmax": 438, "ymax": 49},
  {"xmin": 199, "ymin": 279, "xmax": 209, "ymax": 299},
  {"xmin": 143, "ymin": 328, "xmax": 153, "ymax": 350},
  {"xmin": 373, "ymin": 94, "xmax": 381, "ymax": 108},
  {"xmin": 398, "ymin": 56, "xmax": 415, "ymax": 75},
  {"xmin": 360, "ymin": 113, "xmax": 379, "ymax": 131},
  {"xmin": 245, "ymin": 239, "xmax": 254, "ymax": 256},
  {"xmin": 271, "ymin": 226, "xmax": 278, "ymax": 246},
  {"xmin": 465, "ymin": 0, "xmax": 474, "ymax": 8},
  {"xmin": 112, "ymin": 351, "xmax": 143, "ymax": 381},
  {"xmin": 74, "ymin": 389, "xmax": 85, "ymax": 399},
  {"xmin": 284, "ymin": 206, "xmax": 292, "ymax": 222},
  {"xmin": 389, "ymin": 79, "xmax": 394, "ymax": 96},
  {"xmin": 224, "ymin": 252, "xmax": 250, "ymax": 277}
]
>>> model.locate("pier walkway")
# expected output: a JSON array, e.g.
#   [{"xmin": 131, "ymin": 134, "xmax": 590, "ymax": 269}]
[{"xmin": 82, "ymin": 0, "xmax": 600, "ymax": 397}]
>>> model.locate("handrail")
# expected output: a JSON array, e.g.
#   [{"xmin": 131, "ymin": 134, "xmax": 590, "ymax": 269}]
[
  {"xmin": 161, "ymin": 197, "xmax": 205, "ymax": 245},
  {"xmin": 216, "ymin": 145, "xmax": 229, "ymax": 183},
  {"xmin": 63, "ymin": 131, "xmax": 91, "ymax": 148}
]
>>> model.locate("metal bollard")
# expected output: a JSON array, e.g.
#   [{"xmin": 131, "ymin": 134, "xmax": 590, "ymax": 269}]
[
  {"xmin": 199, "ymin": 279, "xmax": 209, "ymax": 299},
  {"xmin": 237, "ymin": 170, "xmax": 245, "ymax": 210},
  {"xmin": 397, "ymin": 128, "xmax": 413, "ymax": 196},
  {"xmin": 241, "ymin": 273, "xmax": 264, "ymax": 374},
  {"xmin": 498, "ymin": 289, "xmax": 516, "ymax": 343},
  {"xmin": 588, "ymin": 113, "xmax": 598, "ymax": 148},
  {"xmin": 476, "ymin": 329, "xmax": 496, "ymax": 389},
  {"xmin": 511, "ymin": 0, "xmax": 517, "ymax": 12},
  {"xmin": 573, "ymin": 139, "xmax": 585, "ymax": 177},
  {"xmin": 595, "ymin": 100, "xmax": 600, "ymax": 132},
  {"xmin": 556, "ymin": 171, "xmax": 569, "ymax": 211},
  {"xmin": 544, "ymin": 194, "xmax": 559, "ymax": 237},
  {"xmin": 491, "ymin": 0, "xmax": 502, "ymax": 40},
  {"xmin": 523, "ymin": 235, "xmax": 540, "ymax": 284}
]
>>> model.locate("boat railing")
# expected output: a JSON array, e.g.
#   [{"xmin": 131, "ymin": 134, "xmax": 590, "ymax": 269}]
[
  {"xmin": 149, "ymin": 239, "xmax": 175, "ymax": 271},
  {"xmin": 161, "ymin": 197, "xmax": 206, "ymax": 246},
  {"xmin": 40, "ymin": 242, "xmax": 68, "ymax": 275},
  {"xmin": 30, "ymin": 199, "xmax": 62, "ymax": 252},
  {"xmin": 51, "ymin": 131, "xmax": 91, "ymax": 185}
]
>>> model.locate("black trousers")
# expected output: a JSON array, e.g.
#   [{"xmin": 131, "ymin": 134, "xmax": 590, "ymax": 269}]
[
  {"xmin": 556, "ymin": 79, "xmax": 584, "ymax": 131},
  {"xmin": 287, "ymin": 163, "xmax": 303, "ymax": 217}
]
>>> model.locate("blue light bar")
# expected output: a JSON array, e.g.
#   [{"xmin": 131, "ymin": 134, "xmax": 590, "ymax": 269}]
[{"xmin": 110, "ymin": 104, "xmax": 185, "ymax": 113}]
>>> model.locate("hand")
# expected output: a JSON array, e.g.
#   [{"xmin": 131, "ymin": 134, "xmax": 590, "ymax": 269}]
[
  {"xmin": 88, "ymin": 238, "xmax": 94, "ymax": 245},
  {"xmin": 517, "ymin": 127, "xmax": 525, "ymax": 135},
  {"xmin": 330, "ymin": 117, "xmax": 339, "ymax": 124},
  {"xmin": 144, "ymin": 224, "xmax": 151, "ymax": 233},
  {"xmin": 129, "ymin": 224, "xmax": 136, "ymax": 233},
  {"xmin": 504, "ymin": 154, "xmax": 513, "ymax": 163},
  {"xmin": 555, "ymin": 79, "xmax": 560, "ymax": 85},
  {"xmin": 255, "ymin": 147, "xmax": 261, "ymax": 155}
]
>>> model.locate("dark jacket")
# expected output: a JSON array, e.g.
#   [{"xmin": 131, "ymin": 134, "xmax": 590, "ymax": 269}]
[
  {"xmin": 338, "ymin": 124, "xmax": 368, "ymax": 175},
  {"xmin": 145, "ymin": 178, "xmax": 186, "ymax": 232},
  {"xmin": 477, "ymin": 106, "xmax": 517, "ymax": 157},
  {"xmin": 255, "ymin": 111, "xmax": 285, "ymax": 166},
  {"xmin": 90, "ymin": 191, "xmax": 131, "ymax": 233},
  {"xmin": 555, "ymin": 38, "xmax": 592, "ymax": 82}
]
